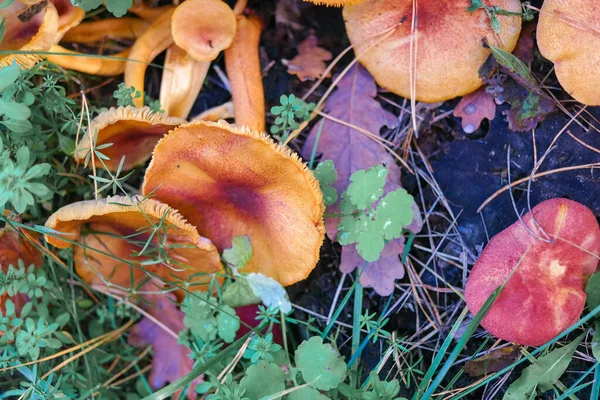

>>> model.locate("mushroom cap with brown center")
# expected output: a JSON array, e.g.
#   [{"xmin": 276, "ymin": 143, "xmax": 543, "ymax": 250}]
[
  {"xmin": 75, "ymin": 106, "xmax": 185, "ymax": 171},
  {"xmin": 465, "ymin": 198, "xmax": 600, "ymax": 346},
  {"xmin": 537, "ymin": 0, "xmax": 600, "ymax": 105},
  {"xmin": 45, "ymin": 195, "xmax": 222, "ymax": 294},
  {"xmin": 343, "ymin": 0, "xmax": 522, "ymax": 102},
  {"xmin": 171, "ymin": 0, "xmax": 237, "ymax": 62},
  {"xmin": 0, "ymin": 1, "xmax": 59, "ymax": 69},
  {"xmin": 142, "ymin": 120, "xmax": 325, "ymax": 286}
]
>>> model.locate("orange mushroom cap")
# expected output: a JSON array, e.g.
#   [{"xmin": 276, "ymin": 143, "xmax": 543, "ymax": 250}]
[
  {"xmin": 74, "ymin": 106, "xmax": 185, "ymax": 171},
  {"xmin": 51, "ymin": 0, "xmax": 85, "ymax": 41},
  {"xmin": 537, "ymin": 0, "xmax": 600, "ymax": 105},
  {"xmin": 44, "ymin": 195, "xmax": 222, "ymax": 294},
  {"xmin": 343, "ymin": 0, "xmax": 522, "ymax": 102},
  {"xmin": 171, "ymin": 0, "xmax": 237, "ymax": 62},
  {"xmin": 160, "ymin": 45, "xmax": 210, "ymax": 119},
  {"xmin": 224, "ymin": 14, "xmax": 265, "ymax": 131},
  {"xmin": 142, "ymin": 120, "xmax": 325, "ymax": 286},
  {"xmin": 61, "ymin": 17, "xmax": 150, "ymax": 43},
  {"xmin": 0, "ymin": 1, "xmax": 59, "ymax": 69},
  {"xmin": 465, "ymin": 199, "xmax": 600, "ymax": 346},
  {"xmin": 124, "ymin": 7, "xmax": 175, "ymax": 108}
]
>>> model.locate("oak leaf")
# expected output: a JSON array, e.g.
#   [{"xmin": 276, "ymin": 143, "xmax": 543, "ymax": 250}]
[
  {"xmin": 283, "ymin": 36, "xmax": 332, "ymax": 82},
  {"xmin": 453, "ymin": 88, "xmax": 497, "ymax": 134}
]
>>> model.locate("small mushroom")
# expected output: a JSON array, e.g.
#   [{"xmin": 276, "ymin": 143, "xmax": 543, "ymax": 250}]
[
  {"xmin": 224, "ymin": 13, "xmax": 265, "ymax": 131},
  {"xmin": 537, "ymin": 0, "xmax": 600, "ymax": 105},
  {"xmin": 160, "ymin": 45, "xmax": 209, "ymax": 119},
  {"xmin": 142, "ymin": 120, "xmax": 325, "ymax": 286},
  {"xmin": 46, "ymin": 45, "xmax": 130, "ymax": 76},
  {"xmin": 0, "ymin": 1, "xmax": 59, "ymax": 69},
  {"xmin": 465, "ymin": 199, "xmax": 600, "ymax": 346},
  {"xmin": 124, "ymin": 7, "xmax": 175, "ymax": 107},
  {"xmin": 343, "ymin": 0, "xmax": 522, "ymax": 102},
  {"xmin": 74, "ymin": 106, "xmax": 185, "ymax": 171},
  {"xmin": 44, "ymin": 195, "xmax": 222, "ymax": 295},
  {"xmin": 61, "ymin": 17, "xmax": 150, "ymax": 43}
]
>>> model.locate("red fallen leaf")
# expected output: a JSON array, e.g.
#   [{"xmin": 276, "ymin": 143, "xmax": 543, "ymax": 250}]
[
  {"xmin": 301, "ymin": 65, "xmax": 422, "ymax": 295},
  {"xmin": 464, "ymin": 345, "xmax": 520, "ymax": 377},
  {"xmin": 453, "ymin": 88, "xmax": 497, "ymax": 134},
  {"xmin": 465, "ymin": 198, "xmax": 600, "ymax": 346},
  {"xmin": 129, "ymin": 293, "xmax": 202, "ymax": 399},
  {"xmin": 512, "ymin": 23, "xmax": 536, "ymax": 64},
  {"xmin": 283, "ymin": 35, "xmax": 332, "ymax": 82},
  {"xmin": 0, "ymin": 224, "xmax": 43, "ymax": 314},
  {"xmin": 234, "ymin": 304, "xmax": 283, "ymax": 344}
]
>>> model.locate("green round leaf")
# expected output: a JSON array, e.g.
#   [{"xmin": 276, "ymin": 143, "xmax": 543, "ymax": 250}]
[
  {"xmin": 239, "ymin": 361, "xmax": 285, "ymax": 399},
  {"xmin": 295, "ymin": 336, "xmax": 347, "ymax": 390}
]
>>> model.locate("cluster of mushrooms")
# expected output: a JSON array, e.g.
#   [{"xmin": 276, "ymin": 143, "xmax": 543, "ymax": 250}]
[{"xmin": 2, "ymin": 0, "xmax": 600, "ymax": 346}]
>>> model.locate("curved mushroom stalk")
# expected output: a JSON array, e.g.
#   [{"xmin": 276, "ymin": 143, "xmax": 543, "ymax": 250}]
[
  {"xmin": 343, "ymin": 0, "xmax": 522, "ymax": 102},
  {"xmin": 74, "ymin": 106, "xmax": 185, "ymax": 171},
  {"xmin": 61, "ymin": 17, "xmax": 151, "ymax": 43},
  {"xmin": 465, "ymin": 199, "xmax": 600, "ymax": 346},
  {"xmin": 191, "ymin": 101, "xmax": 234, "ymax": 122},
  {"xmin": 224, "ymin": 14, "xmax": 265, "ymax": 131},
  {"xmin": 142, "ymin": 120, "xmax": 325, "ymax": 286},
  {"xmin": 47, "ymin": 45, "xmax": 130, "ymax": 76},
  {"xmin": 124, "ymin": 8, "xmax": 175, "ymax": 108},
  {"xmin": 128, "ymin": 2, "xmax": 174, "ymax": 22},
  {"xmin": 0, "ymin": 1, "xmax": 59, "ymax": 69},
  {"xmin": 537, "ymin": 0, "xmax": 600, "ymax": 105},
  {"xmin": 45, "ymin": 195, "xmax": 223, "ymax": 296},
  {"xmin": 50, "ymin": 0, "xmax": 85, "ymax": 41},
  {"xmin": 160, "ymin": 45, "xmax": 210, "ymax": 119}
]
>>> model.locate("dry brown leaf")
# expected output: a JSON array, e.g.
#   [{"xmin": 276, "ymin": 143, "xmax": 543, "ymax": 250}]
[
  {"xmin": 453, "ymin": 88, "xmax": 497, "ymax": 133},
  {"xmin": 283, "ymin": 35, "xmax": 332, "ymax": 82},
  {"xmin": 464, "ymin": 346, "xmax": 520, "ymax": 377}
]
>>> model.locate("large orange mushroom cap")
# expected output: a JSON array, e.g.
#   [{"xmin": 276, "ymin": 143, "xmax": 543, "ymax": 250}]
[
  {"xmin": 44, "ymin": 195, "xmax": 222, "ymax": 294},
  {"xmin": 0, "ymin": 1, "xmax": 59, "ymax": 69},
  {"xmin": 537, "ymin": 0, "xmax": 600, "ymax": 106},
  {"xmin": 171, "ymin": 0, "xmax": 237, "ymax": 62},
  {"xmin": 74, "ymin": 106, "xmax": 185, "ymax": 172},
  {"xmin": 465, "ymin": 199, "xmax": 600, "ymax": 346},
  {"xmin": 142, "ymin": 120, "xmax": 326, "ymax": 286},
  {"xmin": 343, "ymin": 0, "xmax": 522, "ymax": 102}
]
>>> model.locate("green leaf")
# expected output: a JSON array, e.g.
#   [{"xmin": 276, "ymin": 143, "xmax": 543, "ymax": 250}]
[
  {"xmin": 182, "ymin": 293, "xmax": 218, "ymax": 342},
  {"xmin": 586, "ymin": 273, "xmax": 600, "ymax": 311},
  {"xmin": 58, "ymin": 133, "xmax": 76, "ymax": 155},
  {"xmin": 245, "ymin": 273, "xmax": 291, "ymax": 314},
  {"xmin": 223, "ymin": 236, "xmax": 253, "ymax": 269},
  {"xmin": 71, "ymin": 0, "xmax": 102, "ymax": 12},
  {"xmin": 322, "ymin": 186, "xmax": 338, "ymax": 207},
  {"xmin": 239, "ymin": 361, "xmax": 285, "ymax": 399},
  {"xmin": 503, "ymin": 333, "xmax": 585, "ymax": 399},
  {"xmin": 287, "ymin": 386, "xmax": 330, "ymax": 400},
  {"xmin": 356, "ymin": 226, "xmax": 385, "ymax": 262},
  {"xmin": 0, "ymin": 118, "xmax": 32, "ymax": 133},
  {"xmin": 345, "ymin": 165, "xmax": 387, "ymax": 210},
  {"xmin": 0, "ymin": 63, "xmax": 19, "ymax": 92},
  {"xmin": 103, "ymin": 0, "xmax": 132, "ymax": 17},
  {"xmin": 222, "ymin": 278, "xmax": 261, "ymax": 308},
  {"xmin": 374, "ymin": 188, "xmax": 414, "ymax": 240},
  {"xmin": 592, "ymin": 322, "xmax": 600, "ymax": 363},
  {"xmin": 216, "ymin": 305, "xmax": 240, "ymax": 343},
  {"xmin": 488, "ymin": 43, "xmax": 542, "ymax": 96},
  {"xmin": 314, "ymin": 160, "xmax": 337, "ymax": 186},
  {"xmin": 295, "ymin": 336, "xmax": 347, "ymax": 390}
]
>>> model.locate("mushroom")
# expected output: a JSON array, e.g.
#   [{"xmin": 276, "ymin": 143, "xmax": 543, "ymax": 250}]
[
  {"xmin": 74, "ymin": 106, "xmax": 185, "ymax": 171},
  {"xmin": 154, "ymin": 0, "xmax": 237, "ymax": 118},
  {"xmin": 50, "ymin": 0, "xmax": 85, "ymax": 41},
  {"xmin": 46, "ymin": 46, "xmax": 131, "ymax": 76},
  {"xmin": 44, "ymin": 195, "xmax": 222, "ymax": 295},
  {"xmin": 303, "ymin": 0, "xmax": 364, "ymax": 6},
  {"xmin": 128, "ymin": 1, "xmax": 173, "ymax": 22},
  {"xmin": 342, "ymin": 0, "xmax": 522, "ymax": 102},
  {"xmin": 0, "ymin": 1, "xmax": 59, "ymax": 69},
  {"xmin": 142, "ymin": 120, "xmax": 325, "ymax": 286},
  {"xmin": 537, "ymin": 0, "xmax": 600, "ymax": 105},
  {"xmin": 61, "ymin": 17, "xmax": 150, "ymax": 43},
  {"xmin": 159, "ymin": 45, "xmax": 209, "ymax": 119},
  {"xmin": 465, "ymin": 198, "xmax": 600, "ymax": 346},
  {"xmin": 224, "ymin": 13, "xmax": 265, "ymax": 131},
  {"xmin": 190, "ymin": 101, "xmax": 234, "ymax": 122}
]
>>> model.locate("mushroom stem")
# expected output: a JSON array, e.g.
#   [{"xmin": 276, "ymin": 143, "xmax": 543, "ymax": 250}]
[
  {"xmin": 224, "ymin": 14, "xmax": 265, "ymax": 131},
  {"xmin": 160, "ymin": 45, "xmax": 210, "ymax": 119},
  {"xmin": 124, "ymin": 8, "xmax": 175, "ymax": 108},
  {"xmin": 233, "ymin": 0, "xmax": 247, "ymax": 15},
  {"xmin": 47, "ymin": 45, "xmax": 130, "ymax": 76},
  {"xmin": 128, "ymin": 2, "xmax": 174, "ymax": 22},
  {"xmin": 61, "ymin": 18, "xmax": 151, "ymax": 43}
]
